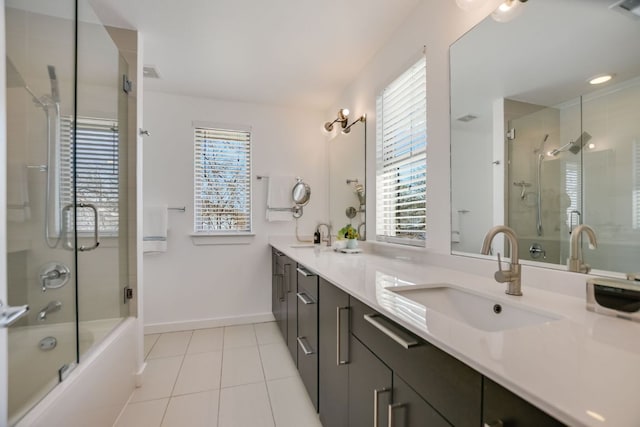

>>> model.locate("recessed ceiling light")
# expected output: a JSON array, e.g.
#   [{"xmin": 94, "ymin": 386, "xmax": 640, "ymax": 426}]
[
  {"xmin": 588, "ymin": 143, "xmax": 596, "ymax": 149},
  {"xmin": 589, "ymin": 74, "xmax": 613, "ymax": 85}
]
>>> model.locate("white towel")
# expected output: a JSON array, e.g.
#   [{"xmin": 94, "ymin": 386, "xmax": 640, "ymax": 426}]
[
  {"xmin": 7, "ymin": 163, "xmax": 30, "ymax": 222},
  {"xmin": 266, "ymin": 176, "xmax": 294, "ymax": 222},
  {"xmin": 143, "ymin": 205, "xmax": 168, "ymax": 253}
]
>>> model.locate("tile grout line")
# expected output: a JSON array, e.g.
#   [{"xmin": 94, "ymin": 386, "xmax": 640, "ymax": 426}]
[
  {"xmin": 255, "ymin": 324, "xmax": 278, "ymax": 427},
  {"xmin": 158, "ymin": 330, "xmax": 194, "ymax": 426},
  {"xmin": 216, "ymin": 326, "xmax": 226, "ymax": 427}
]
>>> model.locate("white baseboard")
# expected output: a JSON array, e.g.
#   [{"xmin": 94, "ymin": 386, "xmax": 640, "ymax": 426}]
[{"xmin": 144, "ymin": 312, "xmax": 275, "ymax": 334}]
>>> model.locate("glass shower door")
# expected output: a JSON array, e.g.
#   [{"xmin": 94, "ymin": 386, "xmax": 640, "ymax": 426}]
[{"xmin": 5, "ymin": 1, "xmax": 78, "ymax": 424}]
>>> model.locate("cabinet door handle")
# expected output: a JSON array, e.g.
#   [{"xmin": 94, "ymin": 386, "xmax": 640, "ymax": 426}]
[
  {"xmin": 484, "ymin": 421, "xmax": 504, "ymax": 427},
  {"xmin": 284, "ymin": 264, "xmax": 290, "ymax": 293},
  {"xmin": 297, "ymin": 336, "xmax": 314, "ymax": 355},
  {"xmin": 373, "ymin": 387, "xmax": 390, "ymax": 427},
  {"xmin": 274, "ymin": 251, "xmax": 285, "ymax": 257},
  {"xmin": 296, "ymin": 267, "xmax": 315, "ymax": 277},
  {"xmin": 276, "ymin": 274, "xmax": 285, "ymax": 302},
  {"xmin": 297, "ymin": 292, "xmax": 316, "ymax": 305},
  {"xmin": 364, "ymin": 314, "xmax": 419, "ymax": 349},
  {"xmin": 336, "ymin": 306, "xmax": 350, "ymax": 366},
  {"xmin": 387, "ymin": 403, "xmax": 405, "ymax": 427}
]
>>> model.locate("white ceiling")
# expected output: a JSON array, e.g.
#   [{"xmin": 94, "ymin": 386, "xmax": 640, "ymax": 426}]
[{"xmin": 89, "ymin": 0, "xmax": 421, "ymax": 110}]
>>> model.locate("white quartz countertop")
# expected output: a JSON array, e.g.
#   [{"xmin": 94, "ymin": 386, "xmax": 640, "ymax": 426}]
[{"xmin": 269, "ymin": 238, "xmax": 640, "ymax": 427}]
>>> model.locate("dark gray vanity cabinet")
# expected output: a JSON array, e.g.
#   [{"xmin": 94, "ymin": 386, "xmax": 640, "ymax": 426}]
[
  {"xmin": 271, "ymin": 249, "xmax": 297, "ymax": 363},
  {"xmin": 271, "ymin": 250, "xmax": 287, "ymax": 340},
  {"xmin": 318, "ymin": 278, "xmax": 350, "ymax": 427},
  {"xmin": 350, "ymin": 296, "xmax": 482, "ymax": 427},
  {"xmin": 348, "ymin": 335, "xmax": 393, "ymax": 426},
  {"xmin": 483, "ymin": 378, "xmax": 565, "ymax": 427},
  {"xmin": 296, "ymin": 265, "xmax": 319, "ymax": 411}
]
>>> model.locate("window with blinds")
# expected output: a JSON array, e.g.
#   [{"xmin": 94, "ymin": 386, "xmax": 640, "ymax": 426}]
[
  {"xmin": 563, "ymin": 161, "xmax": 581, "ymax": 229},
  {"xmin": 375, "ymin": 56, "xmax": 427, "ymax": 246},
  {"xmin": 60, "ymin": 116, "xmax": 119, "ymax": 235},
  {"xmin": 194, "ymin": 126, "xmax": 252, "ymax": 233},
  {"xmin": 633, "ymin": 140, "xmax": 640, "ymax": 229}
]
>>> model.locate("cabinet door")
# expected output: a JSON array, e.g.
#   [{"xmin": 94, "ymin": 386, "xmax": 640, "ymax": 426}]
[
  {"xmin": 349, "ymin": 335, "xmax": 392, "ymax": 427},
  {"xmin": 318, "ymin": 279, "xmax": 349, "ymax": 427},
  {"xmin": 297, "ymin": 266, "xmax": 319, "ymax": 411},
  {"xmin": 391, "ymin": 374, "xmax": 451, "ymax": 427},
  {"xmin": 271, "ymin": 250, "xmax": 286, "ymax": 341},
  {"xmin": 284, "ymin": 261, "xmax": 297, "ymax": 363},
  {"xmin": 483, "ymin": 378, "xmax": 565, "ymax": 427}
]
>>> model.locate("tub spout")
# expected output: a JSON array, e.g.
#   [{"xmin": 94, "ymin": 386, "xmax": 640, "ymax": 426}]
[{"xmin": 38, "ymin": 301, "xmax": 62, "ymax": 321}]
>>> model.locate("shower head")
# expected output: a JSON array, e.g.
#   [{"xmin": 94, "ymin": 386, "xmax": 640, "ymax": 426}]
[
  {"xmin": 47, "ymin": 65, "xmax": 60, "ymax": 103},
  {"xmin": 549, "ymin": 132, "xmax": 592, "ymax": 156},
  {"xmin": 6, "ymin": 57, "xmax": 26, "ymax": 88}
]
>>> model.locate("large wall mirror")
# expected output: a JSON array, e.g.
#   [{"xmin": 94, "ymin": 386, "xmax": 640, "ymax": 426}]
[
  {"xmin": 450, "ymin": 0, "xmax": 640, "ymax": 276},
  {"xmin": 328, "ymin": 120, "xmax": 366, "ymax": 238}
]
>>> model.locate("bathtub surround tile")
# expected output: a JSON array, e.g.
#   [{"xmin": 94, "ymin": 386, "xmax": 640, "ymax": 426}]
[
  {"xmin": 147, "ymin": 331, "xmax": 193, "ymax": 359},
  {"xmin": 218, "ymin": 382, "xmax": 274, "ymax": 427},
  {"xmin": 259, "ymin": 342, "xmax": 298, "ymax": 380},
  {"xmin": 187, "ymin": 327, "xmax": 224, "ymax": 354},
  {"xmin": 221, "ymin": 345, "xmax": 265, "ymax": 388},
  {"xmin": 161, "ymin": 390, "xmax": 220, "ymax": 427},
  {"xmin": 130, "ymin": 356, "xmax": 183, "ymax": 403},
  {"xmin": 173, "ymin": 351, "xmax": 223, "ymax": 395},
  {"xmin": 144, "ymin": 334, "xmax": 160, "ymax": 359},
  {"xmin": 267, "ymin": 376, "xmax": 321, "ymax": 427},
  {"xmin": 115, "ymin": 398, "xmax": 169, "ymax": 427},
  {"xmin": 254, "ymin": 322, "xmax": 283, "ymax": 345},
  {"xmin": 223, "ymin": 324, "xmax": 257, "ymax": 348}
]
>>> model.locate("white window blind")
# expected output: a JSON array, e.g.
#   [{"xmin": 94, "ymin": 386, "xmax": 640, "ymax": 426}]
[
  {"xmin": 563, "ymin": 160, "xmax": 581, "ymax": 229},
  {"xmin": 633, "ymin": 140, "xmax": 640, "ymax": 229},
  {"xmin": 60, "ymin": 116, "xmax": 119, "ymax": 235},
  {"xmin": 194, "ymin": 126, "xmax": 252, "ymax": 233},
  {"xmin": 375, "ymin": 56, "xmax": 427, "ymax": 246}
]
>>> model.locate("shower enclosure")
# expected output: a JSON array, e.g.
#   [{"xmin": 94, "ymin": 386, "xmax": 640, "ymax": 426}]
[{"xmin": 3, "ymin": 0, "xmax": 136, "ymax": 424}]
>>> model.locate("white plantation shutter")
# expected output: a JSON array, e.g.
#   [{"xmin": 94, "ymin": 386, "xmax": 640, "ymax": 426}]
[
  {"xmin": 634, "ymin": 140, "xmax": 640, "ymax": 229},
  {"xmin": 194, "ymin": 126, "xmax": 252, "ymax": 233},
  {"xmin": 60, "ymin": 117, "xmax": 119, "ymax": 235},
  {"xmin": 376, "ymin": 57, "xmax": 427, "ymax": 246}
]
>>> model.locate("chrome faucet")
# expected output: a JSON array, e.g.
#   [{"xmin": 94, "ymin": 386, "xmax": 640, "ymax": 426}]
[
  {"xmin": 568, "ymin": 224, "xmax": 598, "ymax": 273},
  {"xmin": 38, "ymin": 301, "xmax": 62, "ymax": 321},
  {"xmin": 481, "ymin": 225, "xmax": 522, "ymax": 296},
  {"xmin": 316, "ymin": 223, "xmax": 332, "ymax": 246}
]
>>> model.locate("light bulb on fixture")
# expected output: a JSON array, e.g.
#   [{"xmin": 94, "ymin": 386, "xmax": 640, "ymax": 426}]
[
  {"xmin": 589, "ymin": 74, "xmax": 613, "ymax": 85},
  {"xmin": 491, "ymin": 0, "xmax": 527, "ymax": 23},
  {"xmin": 323, "ymin": 108, "xmax": 350, "ymax": 133}
]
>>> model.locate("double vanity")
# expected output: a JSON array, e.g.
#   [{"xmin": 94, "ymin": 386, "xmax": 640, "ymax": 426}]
[{"xmin": 270, "ymin": 238, "xmax": 640, "ymax": 427}]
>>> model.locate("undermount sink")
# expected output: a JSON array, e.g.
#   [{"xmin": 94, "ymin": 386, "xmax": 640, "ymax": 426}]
[{"xmin": 388, "ymin": 284, "xmax": 561, "ymax": 332}]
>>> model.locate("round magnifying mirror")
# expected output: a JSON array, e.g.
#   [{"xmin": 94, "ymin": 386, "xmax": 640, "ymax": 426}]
[{"xmin": 292, "ymin": 179, "xmax": 311, "ymax": 206}]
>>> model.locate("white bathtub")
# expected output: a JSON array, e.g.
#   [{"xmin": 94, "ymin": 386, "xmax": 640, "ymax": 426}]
[{"xmin": 8, "ymin": 318, "xmax": 123, "ymax": 425}]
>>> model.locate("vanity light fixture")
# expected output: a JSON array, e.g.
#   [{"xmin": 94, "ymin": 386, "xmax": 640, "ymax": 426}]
[
  {"xmin": 491, "ymin": 0, "xmax": 528, "ymax": 22},
  {"xmin": 589, "ymin": 74, "xmax": 614, "ymax": 85},
  {"xmin": 342, "ymin": 114, "xmax": 366, "ymax": 134},
  {"xmin": 324, "ymin": 108, "xmax": 350, "ymax": 132}
]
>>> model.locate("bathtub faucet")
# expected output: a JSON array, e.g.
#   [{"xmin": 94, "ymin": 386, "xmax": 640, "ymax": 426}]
[{"xmin": 38, "ymin": 301, "xmax": 62, "ymax": 321}]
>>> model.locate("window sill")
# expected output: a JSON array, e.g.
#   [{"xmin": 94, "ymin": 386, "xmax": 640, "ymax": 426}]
[{"xmin": 190, "ymin": 233, "xmax": 255, "ymax": 246}]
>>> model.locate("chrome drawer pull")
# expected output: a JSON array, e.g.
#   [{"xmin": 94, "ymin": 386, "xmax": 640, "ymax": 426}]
[
  {"xmin": 297, "ymin": 292, "xmax": 316, "ymax": 305},
  {"xmin": 388, "ymin": 403, "xmax": 405, "ymax": 427},
  {"xmin": 337, "ymin": 306, "xmax": 350, "ymax": 365},
  {"xmin": 373, "ymin": 387, "xmax": 390, "ymax": 427},
  {"xmin": 297, "ymin": 336, "xmax": 315, "ymax": 355},
  {"xmin": 364, "ymin": 314, "xmax": 419, "ymax": 349},
  {"xmin": 296, "ymin": 267, "xmax": 316, "ymax": 277}
]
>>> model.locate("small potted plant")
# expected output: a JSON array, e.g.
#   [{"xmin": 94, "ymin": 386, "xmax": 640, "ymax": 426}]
[{"xmin": 338, "ymin": 224, "xmax": 359, "ymax": 249}]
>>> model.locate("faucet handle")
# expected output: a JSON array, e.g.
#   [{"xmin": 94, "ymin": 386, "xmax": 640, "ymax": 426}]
[{"xmin": 494, "ymin": 253, "xmax": 511, "ymax": 283}]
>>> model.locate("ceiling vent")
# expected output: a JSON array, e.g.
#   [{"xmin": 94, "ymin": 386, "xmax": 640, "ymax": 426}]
[
  {"xmin": 610, "ymin": 0, "xmax": 640, "ymax": 20},
  {"xmin": 457, "ymin": 114, "xmax": 478, "ymax": 122},
  {"xmin": 143, "ymin": 65, "xmax": 161, "ymax": 79}
]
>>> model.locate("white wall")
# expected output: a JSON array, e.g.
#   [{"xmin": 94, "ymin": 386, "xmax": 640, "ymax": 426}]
[{"xmin": 143, "ymin": 91, "xmax": 328, "ymax": 331}]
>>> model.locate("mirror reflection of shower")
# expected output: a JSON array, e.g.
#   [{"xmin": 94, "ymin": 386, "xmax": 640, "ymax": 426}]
[{"xmin": 7, "ymin": 57, "xmax": 65, "ymax": 249}]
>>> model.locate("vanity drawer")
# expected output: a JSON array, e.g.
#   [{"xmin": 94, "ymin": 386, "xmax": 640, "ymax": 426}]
[{"xmin": 350, "ymin": 296, "xmax": 482, "ymax": 427}]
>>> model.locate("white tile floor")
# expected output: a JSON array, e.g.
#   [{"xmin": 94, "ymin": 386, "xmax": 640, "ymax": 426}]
[{"xmin": 114, "ymin": 322, "xmax": 322, "ymax": 427}]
